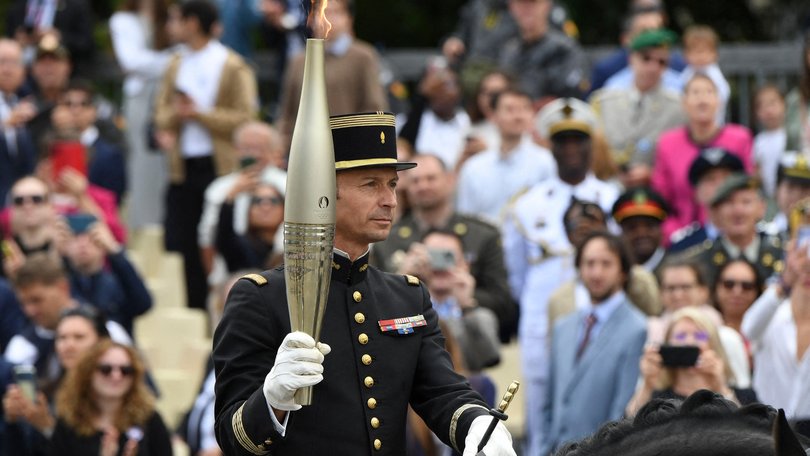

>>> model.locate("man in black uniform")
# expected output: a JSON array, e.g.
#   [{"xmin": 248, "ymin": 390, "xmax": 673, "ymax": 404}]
[{"xmin": 213, "ymin": 112, "xmax": 515, "ymax": 456}]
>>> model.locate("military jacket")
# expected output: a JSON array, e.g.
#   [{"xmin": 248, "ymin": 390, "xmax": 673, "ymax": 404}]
[
  {"xmin": 213, "ymin": 252, "xmax": 489, "ymax": 456},
  {"xmin": 590, "ymin": 86, "xmax": 685, "ymax": 167},
  {"xmin": 371, "ymin": 212, "xmax": 515, "ymax": 324},
  {"xmin": 683, "ymin": 233, "xmax": 784, "ymax": 285}
]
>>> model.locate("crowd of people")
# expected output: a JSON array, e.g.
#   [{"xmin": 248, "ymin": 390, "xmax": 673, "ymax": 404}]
[{"xmin": 0, "ymin": 0, "xmax": 809, "ymax": 454}]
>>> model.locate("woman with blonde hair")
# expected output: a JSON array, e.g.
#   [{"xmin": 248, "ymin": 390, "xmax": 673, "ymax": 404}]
[
  {"xmin": 49, "ymin": 340, "xmax": 171, "ymax": 456},
  {"xmin": 625, "ymin": 307, "xmax": 757, "ymax": 417}
]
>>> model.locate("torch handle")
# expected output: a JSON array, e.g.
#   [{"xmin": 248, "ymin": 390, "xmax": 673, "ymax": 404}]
[{"xmin": 294, "ymin": 386, "xmax": 313, "ymax": 405}]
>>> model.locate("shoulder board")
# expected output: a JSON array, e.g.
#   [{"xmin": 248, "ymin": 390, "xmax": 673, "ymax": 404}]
[
  {"xmin": 678, "ymin": 240, "xmax": 713, "ymax": 259},
  {"xmin": 456, "ymin": 213, "xmax": 498, "ymax": 232},
  {"xmin": 669, "ymin": 222, "xmax": 699, "ymax": 244},
  {"xmin": 768, "ymin": 235, "xmax": 782, "ymax": 249},
  {"xmin": 660, "ymin": 89, "xmax": 682, "ymax": 102},
  {"xmin": 240, "ymin": 273, "xmax": 268, "ymax": 286},
  {"xmin": 590, "ymin": 88, "xmax": 622, "ymax": 102},
  {"xmin": 404, "ymin": 274, "xmax": 420, "ymax": 286}
]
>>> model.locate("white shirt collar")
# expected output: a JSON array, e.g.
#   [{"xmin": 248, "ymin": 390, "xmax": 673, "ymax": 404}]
[{"xmin": 588, "ymin": 290, "xmax": 626, "ymax": 322}]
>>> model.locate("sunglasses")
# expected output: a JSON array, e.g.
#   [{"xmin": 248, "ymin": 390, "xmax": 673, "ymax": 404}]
[
  {"xmin": 96, "ymin": 364, "xmax": 135, "ymax": 377},
  {"xmin": 251, "ymin": 196, "xmax": 283, "ymax": 206},
  {"xmin": 12, "ymin": 194, "xmax": 47, "ymax": 207},
  {"xmin": 672, "ymin": 330, "xmax": 709, "ymax": 342},
  {"xmin": 60, "ymin": 100, "xmax": 92, "ymax": 108},
  {"xmin": 720, "ymin": 279, "xmax": 757, "ymax": 292},
  {"xmin": 640, "ymin": 53, "xmax": 669, "ymax": 67}
]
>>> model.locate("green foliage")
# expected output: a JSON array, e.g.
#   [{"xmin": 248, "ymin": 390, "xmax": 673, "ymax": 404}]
[{"xmin": 354, "ymin": 0, "xmax": 467, "ymax": 48}]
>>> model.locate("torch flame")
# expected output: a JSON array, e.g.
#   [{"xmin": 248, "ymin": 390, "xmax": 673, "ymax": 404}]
[{"xmin": 307, "ymin": 0, "xmax": 332, "ymax": 40}]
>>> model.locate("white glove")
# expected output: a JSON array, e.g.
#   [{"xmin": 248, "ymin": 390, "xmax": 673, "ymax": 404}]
[
  {"xmin": 263, "ymin": 331, "xmax": 331, "ymax": 412},
  {"xmin": 463, "ymin": 415, "xmax": 516, "ymax": 456}
]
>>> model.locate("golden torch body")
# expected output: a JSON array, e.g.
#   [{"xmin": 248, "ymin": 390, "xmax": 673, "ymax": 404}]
[{"xmin": 283, "ymin": 38, "xmax": 336, "ymax": 406}]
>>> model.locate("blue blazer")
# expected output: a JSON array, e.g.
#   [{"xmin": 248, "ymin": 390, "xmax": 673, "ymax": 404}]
[{"xmin": 542, "ymin": 299, "xmax": 647, "ymax": 454}]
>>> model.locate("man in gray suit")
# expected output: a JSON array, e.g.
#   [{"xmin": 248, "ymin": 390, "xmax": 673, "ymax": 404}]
[{"xmin": 541, "ymin": 231, "xmax": 647, "ymax": 455}]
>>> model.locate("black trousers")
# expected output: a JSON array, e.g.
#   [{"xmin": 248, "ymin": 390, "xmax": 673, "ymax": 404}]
[{"xmin": 164, "ymin": 156, "xmax": 216, "ymax": 310}]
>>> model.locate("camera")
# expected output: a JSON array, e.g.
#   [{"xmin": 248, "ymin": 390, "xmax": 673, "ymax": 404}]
[
  {"xmin": 428, "ymin": 248, "xmax": 456, "ymax": 271},
  {"xmin": 659, "ymin": 345, "xmax": 700, "ymax": 367}
]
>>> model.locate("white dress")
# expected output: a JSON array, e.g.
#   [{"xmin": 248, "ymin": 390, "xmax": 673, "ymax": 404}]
[{"xmin": 109, "ymin": 12, "xmax": 172, "ymax": 229}]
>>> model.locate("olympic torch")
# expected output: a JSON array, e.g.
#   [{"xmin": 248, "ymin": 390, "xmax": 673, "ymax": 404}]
[{"xmin": 284, "ymin": 36, "xmax": 336, "ymax": 406}]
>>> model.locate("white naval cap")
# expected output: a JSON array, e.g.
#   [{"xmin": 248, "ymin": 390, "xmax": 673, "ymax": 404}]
[{"xmin": 535, "ymin": 97, "xmax": 597, "ymax": 140}]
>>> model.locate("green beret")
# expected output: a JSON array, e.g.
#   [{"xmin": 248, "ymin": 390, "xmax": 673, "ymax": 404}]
[
  {"xmin": 710, "ymin": 173, "xmax": 760, "ymax": 207},
  {"xmin": 630, "ymin": 28, "xmax": 678, "ymax": 52}
]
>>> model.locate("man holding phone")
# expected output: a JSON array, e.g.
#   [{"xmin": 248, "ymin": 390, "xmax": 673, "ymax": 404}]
[
  {"xmin": 63, "ymin": 216, "xmax": 153, "ymax": 335},
  {"xmin": 420, "ymin": 229, "xmax": 500, "ymax": 373},
  {"xmin": 372, "ymin": 153, "xmax": 515, "ymax": 340},
  {"xmin": 198, "ymin": 121, "xmax": 286, "ymax": 281}
]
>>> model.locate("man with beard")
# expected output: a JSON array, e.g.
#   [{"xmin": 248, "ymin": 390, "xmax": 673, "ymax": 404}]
[
  {"xmin": 541, "ymin": 232, "xmax": 646, "ymax": 454},
  {"xmin": 372, "ymin": 153, "xmax": 516, "ymax": 340},
  {"xmin": 502, "ymin": 98, "xmax": 618, "ymax": 455},
  {"xmin": 611, "ymin": 186, "xmax": 669, "ymax": 275}
]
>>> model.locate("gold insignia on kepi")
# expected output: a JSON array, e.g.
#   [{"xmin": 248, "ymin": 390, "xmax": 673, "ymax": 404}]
[
  {"xmin": 398, "ymin": 226, "xmax": 412, "ymax": 238},
  {"xmin": 762, "ymin": 253, "xmax": 774, "ymax": 267},
  {"xmin": 562, "ymin": 103, "xmax": 574, "ymax": 118},
  {"xmin": 633, "ymin": 191, "xmax": 648, "ymax": 205},
  {"xmin": 713, "ymin": 252, "xmax": 725, "ymax": 265},
  {"xmin": 454, "ymin": 223, "xmax": 468, "ymax": 236},
  {"xmin": 241, "ymin": 273, "xmax": 267, "ymax": 286},
  {"xmin": 380, "ymin": 131, "xmax": 385, "ymax": 144},
  {"xmin": 405, "ymin": 274, "xmax": 420, "ymax": 286}
]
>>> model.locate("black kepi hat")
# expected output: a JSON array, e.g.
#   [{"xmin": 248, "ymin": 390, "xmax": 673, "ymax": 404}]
[{"xmin": 330, "ymin": 112, "xmax": 416, "ymax": 171}]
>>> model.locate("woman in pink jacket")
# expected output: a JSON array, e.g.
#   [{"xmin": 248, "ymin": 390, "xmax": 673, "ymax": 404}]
[{"xmin": 652, "ymin": 73, "xmax": 753, "ymax": 244}]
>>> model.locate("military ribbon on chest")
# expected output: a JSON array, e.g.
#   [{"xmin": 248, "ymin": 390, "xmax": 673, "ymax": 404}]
[{"xmin": 378, "ymin": 315, "xmax": 427, "ymax": 334}]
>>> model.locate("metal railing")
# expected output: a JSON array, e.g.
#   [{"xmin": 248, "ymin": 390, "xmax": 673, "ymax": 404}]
[{"xmin": 91, "ymin": 42, "xmax": 803, "ymax": 128}]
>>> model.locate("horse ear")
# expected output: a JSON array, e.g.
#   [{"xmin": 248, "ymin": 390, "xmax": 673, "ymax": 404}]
[{"xmin": 773, "ymin": 409, "xmax": 806, "ymax": 456}]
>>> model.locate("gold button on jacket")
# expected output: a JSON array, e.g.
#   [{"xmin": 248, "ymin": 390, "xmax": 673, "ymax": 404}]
[
  {"xmin": 358, "ymin": 333, "xmax": 369, "ymax": 344},
  {"xmin": 364, "ymin": 376, "xmax": 374, "ymax": 388},
  {"xmin": 374, "ymin": 439, "xmax": 382, "ymax": 450},
  {"xmin": 361, "ymin": 354, "xmax": 372, "ymax": 365},
  {"xmin": 354, "ymin": 312, "xmax": 366, "ymax": 324},
  {"xmin": 370, "ymin": 417, "xmax": 380, "ymax": 428},
  {"xmin": 353, "ymin": 291, "xmax": 362, "ymax": 302},
  {"xmin": 367, "ymin": 397, "xmax": 377, "ymax": 409}
]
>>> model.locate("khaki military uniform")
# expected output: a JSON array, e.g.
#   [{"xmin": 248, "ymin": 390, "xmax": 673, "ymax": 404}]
[{"xmin": 590, "ymin": 86, "xmax": 685, "ymax": 167}]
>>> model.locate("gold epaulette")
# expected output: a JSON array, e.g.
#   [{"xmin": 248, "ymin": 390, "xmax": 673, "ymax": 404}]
[
  {"xmin": 404, "ymin": 274, "xmax": 420, "ymax": 286},
  {"xmin": 241, "ymin": 273, "xmax": 268, "ymax": 286}
]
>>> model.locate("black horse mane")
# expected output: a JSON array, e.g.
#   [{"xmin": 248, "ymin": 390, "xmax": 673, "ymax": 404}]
[{"xmin": 554, "ymin": 390, "xmax": 810, "ymax": 456}]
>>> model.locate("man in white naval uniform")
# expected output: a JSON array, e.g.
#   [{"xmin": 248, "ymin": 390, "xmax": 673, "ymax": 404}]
[{"xmin": 502, "ymin": 98, "xmax": 619, "ymax": 455}]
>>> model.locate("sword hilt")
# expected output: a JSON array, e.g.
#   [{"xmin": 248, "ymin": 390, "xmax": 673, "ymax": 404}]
[{"xmin": 476, "ymin": 381, "xmax": 520, "ymax": 454}]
